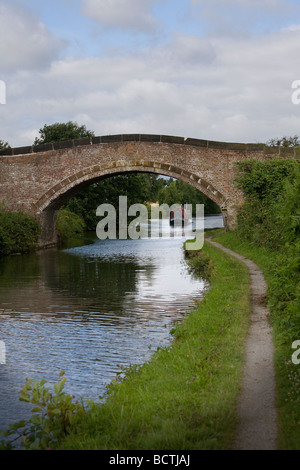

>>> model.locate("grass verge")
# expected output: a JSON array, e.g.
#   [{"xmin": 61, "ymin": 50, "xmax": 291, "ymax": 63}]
[
  {"xmin": 57, "ymin": 240, "xmax": 250, "ymax": 450},
  {"xmin": 211, "ymin": 229, "xmax": 300, "ymax": 450}
]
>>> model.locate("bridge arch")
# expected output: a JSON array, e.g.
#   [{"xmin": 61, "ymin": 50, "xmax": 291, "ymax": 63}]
[
  {"xmin": 1, "ymin": 133, "xmax": 286, "ymax": 247},
  {"xmin": 36, "ymin": 160, "xmax": 227, "ymax": 244}
]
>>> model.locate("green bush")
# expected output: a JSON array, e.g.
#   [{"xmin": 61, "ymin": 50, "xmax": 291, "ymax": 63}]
[
  {"xmin": 235, "ymin": 159, "xmax": 297, "ymax": 202},
  {"xmin": 0, "ymin": 371, "xmax": 94, "ymax": 450},
  {"xmin": 234, "ymin": 159, "xmax": 298, "ymax": 250},
  {"xmin": 56, "ymin": 208, "xmax": 86, "ymax": 240},
  {"xmin": 0, "ymin": 210, "xmax": 41, "ymax": 256},
  {"xmin": 233, "ymin": 159, "xmax": 300, "ymax": 343},
  {"xmin": 0, "ymin": 225, "xmax": 11, "ymax": 256},
  {"xmin": 184, "ymin": 242, "xmax": 215, "ymax": 280}
]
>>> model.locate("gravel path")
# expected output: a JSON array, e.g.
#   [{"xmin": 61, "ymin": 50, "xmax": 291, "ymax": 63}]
[{"xmin": 207, "ymin": 239, "xmax": 278, "ymax": 450}]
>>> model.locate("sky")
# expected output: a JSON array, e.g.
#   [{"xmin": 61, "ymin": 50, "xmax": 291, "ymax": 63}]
[{"xmin": 1, "ymin": 0, "xmax": 300, "ymax": 147}]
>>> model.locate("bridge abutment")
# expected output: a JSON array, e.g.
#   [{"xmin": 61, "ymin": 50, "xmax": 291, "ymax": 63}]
[{"xmin": 38, "ymin": 208, "xmax": 58, "ymax": 247}]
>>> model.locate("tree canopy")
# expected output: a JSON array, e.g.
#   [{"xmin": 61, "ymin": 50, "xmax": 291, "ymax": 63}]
[
  {"xmin": 0, "ymin": 140, "xmax": 10, "ymax": 150},
  {"xmin": 65, "ymin": 174, "xmax": 169, "ymax": 230},
  {"xmin": 158, "ymin": 179, "xmax": 220, "ymax": 215},
  {"xmin": 65, "ymin": 175, "xmax": 221, "ymax": 230},
  {"xmin": 33, "ymin": 121, "xmax": 95, "ymax": 145},
  {"xmin": 266, "ymin": 135, "xmax": 300, "ymax": 147}
]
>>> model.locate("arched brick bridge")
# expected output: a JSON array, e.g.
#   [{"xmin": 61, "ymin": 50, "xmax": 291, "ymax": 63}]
[{"xmin": 0, "ymin": 133, "xmax": 297, "ymax": 246}]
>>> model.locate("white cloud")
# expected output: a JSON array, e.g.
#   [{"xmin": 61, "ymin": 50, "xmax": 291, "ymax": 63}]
[
  {"xmin": 0, "ymin": 3, "xmax": 65, "ymax": 72},
  {"xmin": 189, "ymin": 0, "xmax": 300, "ymax": 34},
  {"xmin": 81, "ymin": 0, "xmax": 159, "ymax": 31},
  {"xmin": 162, "ymin": 34, "xmax": 217, "ymax": 65},
  {"xmin": 191, "ymin": 0, "xmax": 283, "ymax": 7},
  {"xmin": 2, "ymin": 2, "xmax": 300, "ymax": 148},
  {"xmin": 282, "ymin": 24, "xmax": 300, "ymax": 32}
]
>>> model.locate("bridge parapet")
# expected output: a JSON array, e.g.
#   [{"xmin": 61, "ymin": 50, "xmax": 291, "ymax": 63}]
[{"xmin": 0, "ymin": 134, "xmax": 299, "ymax": 158}]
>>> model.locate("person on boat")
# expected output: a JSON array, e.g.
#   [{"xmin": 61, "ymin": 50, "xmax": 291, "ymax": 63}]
[{"xmin": 170, "ymin": 205, "xmax": 189, "ymax": 225}]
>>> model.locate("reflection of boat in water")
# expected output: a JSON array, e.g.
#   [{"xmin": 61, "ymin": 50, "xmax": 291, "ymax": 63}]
[{"xmin": 169, "ymin": 207, "xmax": 190, "ymax": 226}]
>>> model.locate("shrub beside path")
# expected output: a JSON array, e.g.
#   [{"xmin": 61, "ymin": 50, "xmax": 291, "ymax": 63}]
[{"xmin": 207, "ymin": 238, "xmax": 278, "ymax": 450}]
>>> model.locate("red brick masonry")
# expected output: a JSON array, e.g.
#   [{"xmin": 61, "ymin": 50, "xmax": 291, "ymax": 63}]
[{"xmin": 0, "ymin": 134, "xmax": 297, "ymax": 245}]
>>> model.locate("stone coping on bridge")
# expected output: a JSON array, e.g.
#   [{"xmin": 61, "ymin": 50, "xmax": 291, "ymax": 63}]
[{"xmin": 0, "ymin": 134, "xmax": 299, "ymax": 158}]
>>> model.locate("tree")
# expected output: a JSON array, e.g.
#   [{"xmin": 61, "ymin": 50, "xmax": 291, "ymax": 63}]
[
  {"xmin": 33, "ymin": 121, "xmax": 95, "ymax": 145},
  {"xmin": 65, "ymin": 174, "xmax": 169, "ymax": 230},
  {"xmin": 266, "ymin": 135, "xmax": 300, "ymax": 147},
  {"xmin": 158, "ymin": 179, "xmax": 221, "ymax": 215},
  {"xmin": 0, "ymin": 140, "xmax": 10, "ymax": 150}
]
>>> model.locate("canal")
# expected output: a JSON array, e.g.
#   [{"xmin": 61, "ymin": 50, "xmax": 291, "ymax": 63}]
[{"xmin": 0, "ymin": 215, "xmax": 223, "ymax": 432}]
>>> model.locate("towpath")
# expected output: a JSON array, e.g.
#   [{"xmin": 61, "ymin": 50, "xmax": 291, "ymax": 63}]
[{"xmin": 207, "ymin": 238, "xmax": 278, "ymax": 450}]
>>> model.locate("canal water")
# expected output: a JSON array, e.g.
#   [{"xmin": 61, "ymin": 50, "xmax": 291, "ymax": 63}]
[{"xmin": 0, "ymin": 215, "xmax": 223, "ymax": 433}]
